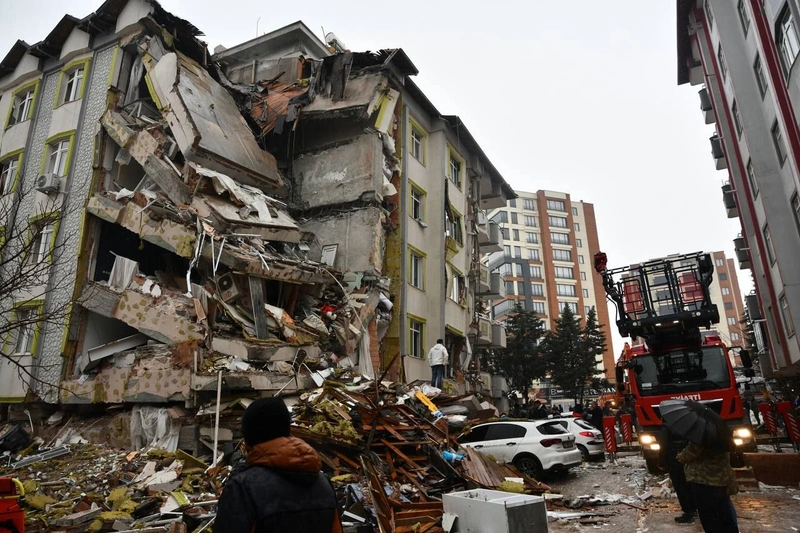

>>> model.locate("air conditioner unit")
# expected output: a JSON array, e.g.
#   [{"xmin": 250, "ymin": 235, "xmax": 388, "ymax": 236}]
[
  {"xmin": 216, "ymin": 272, "xmax": 240, "ymax": 302},
  {"xmin": 35, "ymin": 173, "xmax": 60, "ymax": 194}
]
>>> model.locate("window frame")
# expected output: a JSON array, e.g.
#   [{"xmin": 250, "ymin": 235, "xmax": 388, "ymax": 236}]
[
  {"xmin": 530, "ymin": 265, "xmax": 542, "ymax": 279},
  {"xmin": 780, "ymin": 293, "xmax": 795, "ymax": 336},
  {"xmin": 410, "ymin": 182, "xmax": 425, "ymax": 222},
  {"xmin": 732, "ymin": 100, "xmax": 743, "ymax": 138},
  {"xmin": 777, "ymin": 5, "xmax": 800, "ymax": 76},
  {"xmin": 4, "ymin": 300, "xmax": 44, "ymax": 357},
  {"xmin": 747, "ymin": 159, "xmax": 759, "ymax": 197},
  {"xmin": 754, "ymin": 54, "xmax": 768, "ymax": 98},
  {"xmin": 54, "ymin": 57, "xmax": 91, "ymax": 108},
  {"xmin": 548, "ymin": 215, "xmax": 568, "ymax": 228},
  {"xmin": 523, "ymin": 198, "xmax": 535, "ymax": 211},
  {"xmin": 583, "ymin": 288, "xmax": 589, "ymax": 298},
  {"xmin": 553, "ymin": 249, "xmax": 572, "ymax": 262},
  {"xmin": 560, "ymin": 301, "xmax": 579, "ymax": 314},
  {"xmin": 737, "ymin": 0, "xmax": 751, "ymax": 35},
  {"xmin": 5, "ymin": 79, "xmax": 40, "ymax": 128},
  {"xmin": 528, "ymin": 248, "xmax": 540, "ymax": 261},
  {"xmin": 551, "ymin": 232, "xmax": 570, "ymax": 245},
  {"xmin": 718, "ymin": 44, "xmax": 727, "ymax": 81},
  {"xmin": 39, "ymin": 131, "xmax": 76, "ymax": 179},
  {"xmin": 706, "ymin": 0, "xmax": 714, "ymax": 29},
  {"xmin": 727, "ymin": 317, "xmax": 737, "ymax": 326},
  {"xmin": 526, "ymin": 232, "xmax": 538, "ymax": 244},
  {"xmin": 449, "ymin": 265, "xmax": 466, "ymax": 305},
  {"xmin": 446, "ymin": 207, "xmax": 464, "ymax": 246},
  {"xmin": 722, "ymin": 287, "xmax": 731, "ymax": 296},
  {"xmin": 409, "ymin": 119, "xmax": 427, "ymax": 165},
  {"xmin": 554, "ymin": 266, "xmax": 574, "ymax": 279},
  {"xmin": 448, "ymin": 145, "xmax": 464, "ymax": 189},
  {"xmin": 25, "ymin": 212, "xmax": 60, "ymax": 266},
  {"xmin": 409, "ymin": 247, "xmax": 426, "ymax": 290},
  {"xmin": 546, "ymin": 199, "xmax": 566, "ymax": 212},
  {"xmin": 580, "ymin": 272, "xmax": 587, "ymax": 281},
  {"xmin": 771, "ymin": 120, "xmax": 788, "ymax": 166},
  {"xmin": 0, "ymin": 149, "xmax": 24, "ymax": 194},
  {"xmin": 791, "ymin": 192, "xmax": 800, "ymax": 237},
  {"xmin": 764, "ymin": 224, "xmax": 776, "ymax": 265},
  {"xmin": 532, "ymin": 301, "xmax": 546, "ymax": 315},
  {"xmin": 524, "ymin": 215, "xmax": 537, "ymax": 227},
  {"xmin": 576, "ymin": 238, "xmax": 583, "ymax": 248},
  {"xmin": 531, "ymin": 283, "xmax": 544, "ymax": 297},
  {"xmin": 556, "ymin": 283, "xmax": 577, "ymax": 297},
  {"xmin": 408, "ymin": 316, "xmax": 425, "ymax": 358}
]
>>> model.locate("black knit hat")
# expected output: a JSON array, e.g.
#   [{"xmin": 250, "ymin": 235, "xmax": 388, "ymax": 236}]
[{"xmin": 241, "ymin": 397, "xmax": 292, "ymax": 446}]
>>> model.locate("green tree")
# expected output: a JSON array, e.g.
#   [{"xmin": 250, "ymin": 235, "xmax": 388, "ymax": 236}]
[
  {"xmin": 541, "ymin": 305, "xmax": 605, "ymax": 403},
  {"xmin": 482, "ymin": 303, "xmax": 547, "ymax": 405}
]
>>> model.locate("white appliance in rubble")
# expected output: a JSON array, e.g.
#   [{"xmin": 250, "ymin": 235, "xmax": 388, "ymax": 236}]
[{"xmin": 442, "ymin": 489, "xmax": 548, "ymax": 533}]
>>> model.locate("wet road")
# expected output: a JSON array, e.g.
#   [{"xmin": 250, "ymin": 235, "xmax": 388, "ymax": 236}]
[{"xmin": 544, "ymin": 453, "xmax": 800, "ymax": 532}]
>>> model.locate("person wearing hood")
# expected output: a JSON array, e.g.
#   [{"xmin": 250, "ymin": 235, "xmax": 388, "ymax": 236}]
[{"xmin": 215, "ymin": 397, "xmax": 343, "ymax": 533}]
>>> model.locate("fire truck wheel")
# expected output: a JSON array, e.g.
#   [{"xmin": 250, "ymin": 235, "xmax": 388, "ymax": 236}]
[{"xmin": 645, "ymin": 455, "xmax": 661, "ymax": 475}]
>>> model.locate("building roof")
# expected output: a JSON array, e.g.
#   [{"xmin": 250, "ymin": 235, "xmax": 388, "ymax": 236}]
[
  {"xmin": 677, "ymin": 0, "xmax": 693, "ymax": 85},
  {"xmin": 0, "ymin": 40, "xmax": 31, "ymax": 78},
  {"xmin": 213, "ymin": 21, "xmax": 330, "ymax": 64},
  {"xmin": 31, "ymin": 15, "xmax": 80, "ymax": 58}
]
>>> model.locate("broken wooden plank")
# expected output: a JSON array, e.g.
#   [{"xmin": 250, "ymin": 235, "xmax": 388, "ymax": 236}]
[{"xmin": 248, "ymin": 276, "xmax": 269, "ymax": 340}]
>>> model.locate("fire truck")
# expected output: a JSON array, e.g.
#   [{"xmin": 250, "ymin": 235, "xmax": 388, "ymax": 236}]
[{"xmin": 594, "ymin": 252, "xmax": 756, "ymax": 473}]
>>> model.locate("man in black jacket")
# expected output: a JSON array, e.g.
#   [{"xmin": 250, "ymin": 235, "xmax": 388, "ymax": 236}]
[
  {"xmin": 659, "ymin": 425, "xmax": 697, "ymax": 524},
  {"xmin": 215, "ymin": 397, "xmax": 343, "ymax": 533}
]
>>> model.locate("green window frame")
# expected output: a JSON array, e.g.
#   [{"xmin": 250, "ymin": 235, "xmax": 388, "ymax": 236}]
[
  {"xmin": 410, "ymin": 181, "xmax": 426, "ymax": 222},
  {"xmin": 5, "ymin": 78, "xmax": 41, "ymax": 128},
  {"xmin": 3, "ymin": 300, "xmax": 45, "ymax": 357},
  {"xmin": 25, "ymin": 212, "xmax": 60, "ymax": 266},
  {"xmin": 0, "ymin": 149, "xmax": 24, "ymax": 194},
  {"xmin": 409, "ymin": 117, "xmax": 427, "ymax": 165},
  {"xmin": 409, "ymin": 245, "xmax": 426, "ymax": 290},
  {"xmin": 53, "ymin": 57, "xmax": 92, "ymax": 108},
  {"xmin": 39, "ymin": 130, "xmax": 77, "ymax": 179}
]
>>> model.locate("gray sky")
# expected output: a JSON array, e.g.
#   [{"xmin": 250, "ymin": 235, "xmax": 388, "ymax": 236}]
[{"xmin": 0, "ymin": 0, "xmax": 750, "ymax": 356}]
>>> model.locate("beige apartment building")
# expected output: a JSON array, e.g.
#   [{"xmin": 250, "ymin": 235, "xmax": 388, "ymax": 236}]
[{"xmin": 485, "ymin": 190, "xmax": 616, "ymax": 381}]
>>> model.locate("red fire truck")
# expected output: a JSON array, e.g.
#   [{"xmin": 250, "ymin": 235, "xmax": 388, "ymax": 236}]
[{"xmin": 594, "ymin": 252, "xmax": 756, "ymax": 473}]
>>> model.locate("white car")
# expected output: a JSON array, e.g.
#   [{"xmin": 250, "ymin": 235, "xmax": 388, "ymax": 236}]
[
  {"xmin": 457, "ymin": 420, "xmax": 582, "ymax": 478},
  {"xmin": 553, "ymin": 417, "xmax": 606, "ymax": 461}
]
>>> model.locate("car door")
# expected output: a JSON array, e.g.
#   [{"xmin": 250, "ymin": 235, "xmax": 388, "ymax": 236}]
[{"xmin": 475, "ymin": 423, "xmax": 526, "ymax": 463}]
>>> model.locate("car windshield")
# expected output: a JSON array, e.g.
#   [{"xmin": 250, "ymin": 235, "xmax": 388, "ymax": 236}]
[
  {"xmin": 573, "ymin": 419, "xmax": 596, "ymax": 431},
  {"xmin": 632, "ymin": 346, "xmax": 731, "ymax": 397},
  {"xmin": 537, "ymin": 421, "xmax": 569, "ymax": 435}
]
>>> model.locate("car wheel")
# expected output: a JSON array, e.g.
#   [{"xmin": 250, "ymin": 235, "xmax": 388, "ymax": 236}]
[
  {"xmin": 578, "ymin": 445, "xmax": 590, "ymax": 462},
  {"xmin": 644, "ymin": 456, "xmax": 661, "ymax": 475},
  {"xmin": 514, "ymin": 454, "xmax": 543, "ymax": 479}
]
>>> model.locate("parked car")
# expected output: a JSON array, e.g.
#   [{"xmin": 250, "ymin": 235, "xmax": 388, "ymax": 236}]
[
  {"xmin": 457, "ymin": 420, "xmax": 582, "ymax": 478},
  {"xmin": 553, "ymin": 417, "xmax": 605, "ymax": 461}
]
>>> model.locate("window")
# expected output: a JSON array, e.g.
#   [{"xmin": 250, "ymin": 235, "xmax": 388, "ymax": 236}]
[
  {"xmin": 511, "ymin": 229, "xmax": 519, "ymax": 241},
  {"xmin": 560, "ymin": 301, "xmax": 579, "ymax": 314},
  {"xmin": 508, "ymin": 199, "xmax": 516, "ymax": 208},
  {"xmin": 514, "ymin": 246, "xmax": 522, "ymax": 258},
  {"xmin": 523, "ymin": 199, "xmax": 535, "ymax": 210},
  {"xmin": 511, "ymin": 212, "xmax": 518, "ymax": 225},
  {"xmin": 62, "ymin": 66, "xmax": 85, "ymax": 104},
  {"xmin": 732, "ymin": 100, "xmax": 743, "ymax": 138},
  {"xmin": 792, "ymin": 193, "xmax": 800, "ymax": 236},
  {"xmin": 517, "ymin": 281, "xmax": 525, "ymax": 295},
  {"xmin": 409, "ymin": 319, "xmax": 424, "ymax": 357},
  {"xmin": 503, "ymin": 245, "xmax": 511, "ymax": 257},
  {"xmin": 547, "ymin": 199, "xmax": 566, "ymax": 211},
  {"xmin": 526, "ymin": 232, "xmax": 538, "ymax": 244},
  {"xmin": 764, "ymin": 224, "xmax": 776, "ymax": 264},
  {"xmin": 492, "ymin": 211, "xmax": 508, "ymax": 224},
  {"xmin": 715, "ymin": 258, "xmax": 725, "ymax": 267},
  {"xmin": 530, "ymin": 265, "xmax": 542, "ymax": 279},
  {"xmin": 557, "ymin": 284, "xmax": 576, "ymax": 297},
  {"xmin": 724, "ymin": 302, "xmax": 734, "ymax": 311},
  {"xmin": 572, "ymin": 207, "xmax": 578, "ymax": 216},
  {"xmin": 731, "ymin": 332, "xmax": 741, "ymax": 342},
  {"xmin": 446, "ymin": 212, "xmax": 463, "ymax": 245},
  {"xmin": 449, "ymin": 155, "xmax": 462, "ymax": 187},
  {"xmin": 717, "ymin": 45, "xmax": 727, "ymax": 81},
  {"xmin": 410, "ymin": 251, "xmax": 424, "ymax": 289},
  {"xmin": 553, "ymin": 249, "xmax": 572, "ymax": 261},
  {"xmin": 28, "ymin": 220, "xmax": 55, "ymax": 265},
  {"xmin": 551, "ymin": 232, "xmax": 570, "ymax": 245},
  {"xmin": 773, "ymin": 120, "xmax": 788, "ymax": 165},
  {"xmin": 728, "ymin": 317, "xmax": 737, "ymax": 326},
  {"xmin": 584, "ymin": 306, "xmax": 592, "ymax": 315},
  {"xmin": 524, "ymin": 215, "xmax": 537, "ymax": 227},
  {"xmin": 719, "ymin": 272, "xmax": 728, "ymax": 281},
  {"xmin": 548, "ymin": 216, "xmax": 568, "ymax": 228},
  {"xmin": 12, "ymin": 307, "xmax": 38, "ymax": 356},
  {"xmin": 495, "ymin": 263, "xmax": 512, "ymax": 276},
  {"xmin": 411, "ymin": 187, "xmax": 424, "ymax": 221},
  {"xmin": 580, "ymin": 272, "xmax": 587, "ymax": 281},
  {"xmin": 8, "ymin": 84, "xmax": 37, "ymax": 126},
  {"xmin": 738, "ymin": 0, "xmax": 750, "ymax": 35},
  {"xmin": 706, "ymin": 0, "xmax": 714, "ymax": 28},
  {"xmin": 722, "ymin": 287, "xmax": 731, "ymax": 295},
  {"xmin": 777, "ymin": 6, "xmax": 800, "ymax": 75},
  {"xmin": 753, "ymin": 55, "xmax": 768, "ymax": 98},
  {"xmin": 578, "ymin": 255, "xmax": 585, "ymax": 264},
  {"xmin": 555, "ymin": 266, "xmax": 574, "ymax": 279},
  {"xmin": 576, "ymin": 238, "xmax": 583, "ymax": 248},
  {"xmin": 532, "ymin": 301, "xmax": 546, "ymax": 315},
  {"xmin": 747, "ymin": 159, "xmax": 759, "ymax": 197},
  {"xmin": 500, "ymin": 228, "xmax": 510, "ymax": 240},
  {"xmin": 528, "ymin": 248, "xmax": 540, "ymax": 261},
  {"xmin": 514, "ymin": 263, "xmax": 523, "ymax": 276},
  {"xmin": 531, "ymin": 283, "xmax": 544, "ymax": 296},
  {"xmin": 505, "ymin": 281, "xmax": 515, "ymax": 295},
  {"xmin": 573, "ymin": 223, "xmax": 580, "ymax": 232},
  {"xmin": 583, "ymin": 289, "xmax": 589, "ymax": 298},
  {"xmin": 410, "ymin": 125, "xmax": 425, "ymax": 163},
  {"xmin": 451, "ymin": 272, "xmax": 466, "ymax": 303},
  {"xmin": 780, "ymin": 294, "xmax": 795, "ymax": 336},
  {"xmin": 0, "ymin": 155, "xmax": 20, "ymax": 194},
  {"xmin": 48, "ymin": 139, "xmax": 71, "ymax": 177}
]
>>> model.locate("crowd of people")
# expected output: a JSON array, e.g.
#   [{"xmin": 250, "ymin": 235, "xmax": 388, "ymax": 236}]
[{"xmin": 507, "ymin": 398, "xmax": 620, "ymax": 433}]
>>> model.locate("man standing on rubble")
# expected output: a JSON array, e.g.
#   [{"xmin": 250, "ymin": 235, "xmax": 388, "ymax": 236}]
[
  {"xmin": 428, "ymin": 339, "xmax": 448, "ymax": 389},
  {"xmin": 215, "ymin": 397, "xmax": 343, "ymax": 533}
]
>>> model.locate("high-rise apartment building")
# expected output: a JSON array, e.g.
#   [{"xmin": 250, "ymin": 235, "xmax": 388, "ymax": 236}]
[
  {"xmin": 485, "ymin": 190, "xmax": 616, "ymax": 380},
  {"xmin": 676, "ymin": 0, "xmax": 800, "ymax": 376}
]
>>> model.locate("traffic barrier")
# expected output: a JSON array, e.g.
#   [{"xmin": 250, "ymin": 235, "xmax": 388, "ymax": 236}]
[
  {"xmin": 620, "ymin": 413, "xmax": 632, "ymax": 443},
  {"xmin": 776, "ymin": 401, "xmax": 800, "ymax": 443},
  {"xmin": 758, "ymin": 403, "xmax": 778, "ymax": 436},
  {"xmin": 602, "ymin": 416, "xmax": 617, "ymax": 453}
]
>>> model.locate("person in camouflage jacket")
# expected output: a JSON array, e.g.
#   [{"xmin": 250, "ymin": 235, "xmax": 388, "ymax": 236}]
[{"xmin": 677, "ymin": 442, "xmax": 739, "ymax": 532}]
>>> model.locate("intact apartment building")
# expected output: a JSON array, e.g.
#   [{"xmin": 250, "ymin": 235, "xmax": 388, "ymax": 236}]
[
  {"xmin": 0, "ymin": 1, "xmax": 513, "ymax": 409},
  {"xmin": 677, "ymin": 0, "xmax": 800, "ymax": 377},
  {"xmin": 484, "ymin": 190, "xmax": 617, "ymax": 381}
]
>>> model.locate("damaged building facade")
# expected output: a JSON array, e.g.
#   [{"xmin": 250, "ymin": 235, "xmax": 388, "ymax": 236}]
[{"xmin": 0, "ymin": 0, "xmax": 514, "ymax": 425}]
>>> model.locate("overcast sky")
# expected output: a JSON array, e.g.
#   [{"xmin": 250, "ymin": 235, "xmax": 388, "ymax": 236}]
[{"xmin": 0, "ymin": 0, "xmax": 750, "ymax": 356}]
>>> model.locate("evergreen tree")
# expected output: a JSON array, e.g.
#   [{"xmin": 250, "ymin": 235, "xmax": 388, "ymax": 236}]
[{"xmin": 482, "ymin": 303, "xmax": 547, "ymax": 405}]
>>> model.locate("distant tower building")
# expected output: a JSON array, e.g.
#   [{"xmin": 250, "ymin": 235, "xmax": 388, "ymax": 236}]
[{"xmin": 485, "ymin": 190, "xmax": 616, "ymax": 381}]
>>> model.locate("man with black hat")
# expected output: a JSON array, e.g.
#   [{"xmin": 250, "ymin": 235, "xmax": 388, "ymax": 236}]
[{"xmin": 215, "ymin": 397, "xmax": 343, "ymax": 533}]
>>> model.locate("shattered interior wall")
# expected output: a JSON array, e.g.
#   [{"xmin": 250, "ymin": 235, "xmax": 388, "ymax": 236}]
[{"xmin": 299, "ymin": 208, "xmax": 385, "ymax": 274}]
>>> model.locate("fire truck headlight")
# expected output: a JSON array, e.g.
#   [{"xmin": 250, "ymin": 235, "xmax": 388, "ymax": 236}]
[
  {"xmin": 733, "ymin": 438, "xmax": 744, "ymax": 446},
  {"xmin": 639, "ymin": 435, "xmax": 656, "ymax": 445},
  {"xmin": 650, "ymin": 444, "xmax": 661, "ymax": 451},
  {"xmin": 733, "ymin": 428, "xmax": 752, "ymax": 439}
]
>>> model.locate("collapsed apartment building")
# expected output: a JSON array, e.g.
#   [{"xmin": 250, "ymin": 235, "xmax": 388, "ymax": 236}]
[{"xmin": 0, "ymin": 0, "xmax": 514, "ymax": 434}]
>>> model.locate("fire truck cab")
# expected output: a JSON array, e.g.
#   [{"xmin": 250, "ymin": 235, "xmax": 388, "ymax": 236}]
[{"xmin": 596, "ymin": 252, "xmax": 756, "ymax": 473}]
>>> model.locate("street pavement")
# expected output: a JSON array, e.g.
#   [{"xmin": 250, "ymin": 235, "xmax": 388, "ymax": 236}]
[{"xmin": 545, "ymin": 452, "xmax": 800, "ymax": 532}]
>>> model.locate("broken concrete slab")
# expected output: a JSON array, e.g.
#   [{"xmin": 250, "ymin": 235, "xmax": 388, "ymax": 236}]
[{"xmin": 299, "ymin": 207, "xmax": 385, "ymax": 274}]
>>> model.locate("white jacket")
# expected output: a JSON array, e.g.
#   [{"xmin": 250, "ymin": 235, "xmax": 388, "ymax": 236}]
[{"xmin": 427, "ymin": 343, "xmax": 448, "ymax": 366}]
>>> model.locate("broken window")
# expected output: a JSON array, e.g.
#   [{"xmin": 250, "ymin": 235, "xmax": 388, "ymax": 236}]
[
  {"xmin": 446, "ymin": 211, "xmax": 463, "ymax": 246},
  {"xmin": 409, "ymin": 319, "xmax": 424, "ymax": 358},
  {"xmin": 450, "ymin": 271, "xmax": 466, "ymax": 304},
  {"xmin": 47, "ymin": 138, "xmax": 71, "ymax": 177},
  {"xmin": 410, "ymin": 251, "xmax": 424, "ymax": 289},
  {"xmin": 449, "ymin": 155, "xmax": 462, "ymax": 188}
]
